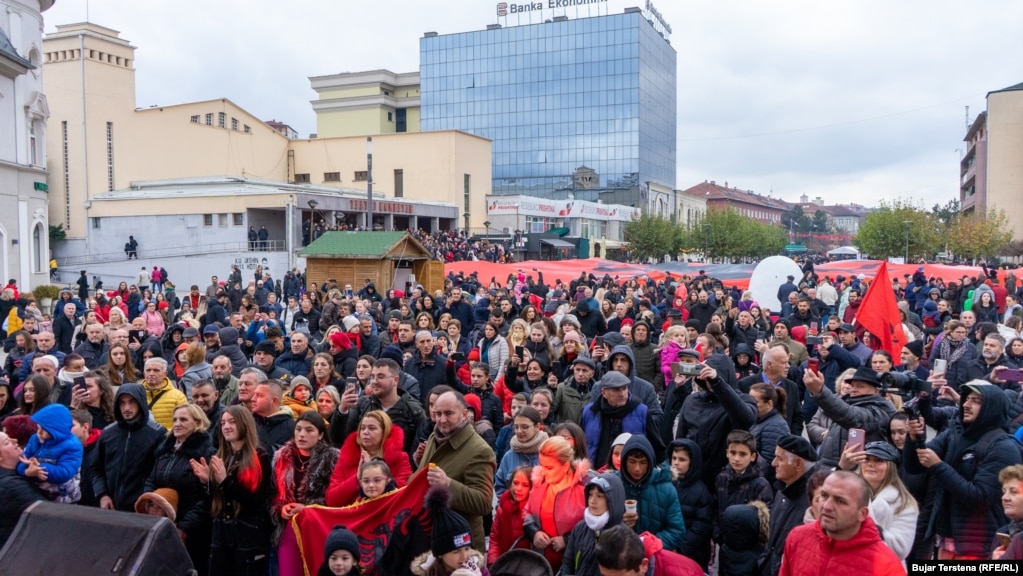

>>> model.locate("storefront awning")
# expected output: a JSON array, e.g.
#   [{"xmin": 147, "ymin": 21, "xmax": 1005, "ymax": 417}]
[{"xmin": 540, "ymin": 238, "xmax": 576, "ymax": 248}]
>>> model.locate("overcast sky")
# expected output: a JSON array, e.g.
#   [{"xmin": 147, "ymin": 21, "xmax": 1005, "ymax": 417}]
[{"xmin": 44, "ymin": 0, "xmax": 1023, "ymax": 208}]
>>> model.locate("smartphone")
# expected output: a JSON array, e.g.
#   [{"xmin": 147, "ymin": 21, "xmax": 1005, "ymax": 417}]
[
  {"xmin": 677, "ymin": 363, "xmax": 703, "ymax": 376},
  {"xmin": 74, "ymin": 376, "xmax": 87, "ymax": 390},
  {"xmin": 932, "ymin": 359, "xmax": 947, "ymax": 375},
  {"xmin": 756, "ymin": 330, "xmax": 766, "ymax": 341},
  {"xmin": 515, "ymin": 346, "xmax": 525, "ymax": 359},
  {"xmin": 345, "ymin": 377, "xmax": 358, "ymax": 393},
  {"xmin": 805, "ymin": 336, "xmax": 823, "ymax": 346},
  {"xmin": 450, "ymin": 352, "xmax": 465, "ymax": 362},
  {"xmin": 846, "ymin": 428, "xmax": 866, "ymax": 453},
  {"xmin": 997, "ymin": 532, "xmax": 1012, "ymax": 547},
  {"xmin": 129, "ymin": 329, "xmax": 144, "ymax": 344},
  {"xmin": 807, "ymin": 358, "xmax": 819, "ymax": 374},
  {"xmin": 1002, "ymin": 368, "xmax": 1023, "ymax": 383},
  {"xmin": 595, "ymin": 336, "xmax": 605, "ymax": 348}
]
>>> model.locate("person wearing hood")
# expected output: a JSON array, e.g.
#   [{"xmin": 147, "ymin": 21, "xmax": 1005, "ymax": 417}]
[
  {"xmin": 92, "ymin": 383, "xmax": 166, "ymax": 511},
  {"xmin": 161, "ymin": 323, "xmax": 186, "ymax": 364},
  {"xmin": 906, "ymin": 380, "xmax": 1023, "ymax": 559},
  {"xmin": 731, "ymin": 342, "xmax": 761, "ymax": 380},
  {"xmin": 562, "ymin": 473, "xmax": 626, "ymax": 576},
  {"xmin": 629, "ymin": 321, "xmax": 663, "ymax": 395},
  {"xmin": 582, "ymin": 372, "xmax": 661, "ymax": 467},
  {"xmin": 212, "ymin": 325, "xmax": 248, "ymax": 377},
  {"xmin": 17, "ymin": 403, "xmax": 83, "ymax": 502},
  {"xmin": 573, "ymin": 298, "xmax": 606, "ymax": 341},
  {"xmin": 616, "ymin": 435, "xmax": 686, "ymax": 553},
  {"xmin": 667, "ymin": 439, "xmax": 713, "ymax": 571},
  {"xmin": 674, "ymin": 359, "xmax": 758, "ymax": 492}
]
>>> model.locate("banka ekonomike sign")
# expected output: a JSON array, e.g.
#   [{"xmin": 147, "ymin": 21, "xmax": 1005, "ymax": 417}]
[{"xmin": 497, "ymin": 0, "xmax": 608, "ymax": 16}]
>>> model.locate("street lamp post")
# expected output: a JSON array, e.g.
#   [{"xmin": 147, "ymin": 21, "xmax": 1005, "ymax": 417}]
[
  {"xmin": 902, "ymin": 220, "xmax": 912, "ymax": 263},
  {"xmin": 307, "ymin": 200, "xmax": 318, "ymax": 243}
]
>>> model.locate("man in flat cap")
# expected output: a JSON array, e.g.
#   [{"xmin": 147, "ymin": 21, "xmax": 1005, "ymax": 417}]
[{"xmin": 762, "ymin": 434, "xmax": 818, "ymax": 576}]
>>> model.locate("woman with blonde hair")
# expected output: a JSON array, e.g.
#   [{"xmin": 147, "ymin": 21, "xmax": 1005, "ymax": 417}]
[
  {"xmin": 522, "ymin": 435, "xmax": 591, "ymax": 573},
  {"xmin": 506, "ymin": 318, "xmax": 530, "ymax": 352},
  {"xmin": 106, "ymin": 305, "xmax": 129, "ymax": 330}
]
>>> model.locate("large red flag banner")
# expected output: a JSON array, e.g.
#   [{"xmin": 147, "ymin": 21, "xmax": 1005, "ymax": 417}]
[
  {"xmin": 853, "ymin": 261, "xmax": 907, "ymax": 360},
  {"xmin": 293, "ymin": 466, "xmax": 432, "ymax": 576}
]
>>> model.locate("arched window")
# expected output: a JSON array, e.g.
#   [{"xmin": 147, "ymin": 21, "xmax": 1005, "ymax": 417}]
[{"xmin": 33, "ymin": 223, "xmax": 44, "ymax": 273}]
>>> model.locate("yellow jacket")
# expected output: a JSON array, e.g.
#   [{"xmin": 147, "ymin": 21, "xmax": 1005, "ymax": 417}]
[{"xmin": 143, "ymin": 378, "xmax": 188, "ymax": 430}]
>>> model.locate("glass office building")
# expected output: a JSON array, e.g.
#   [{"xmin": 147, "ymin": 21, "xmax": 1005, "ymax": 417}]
[{"xmin": 420, "ymin": 10, "xmax": 676, "ymax": 206}]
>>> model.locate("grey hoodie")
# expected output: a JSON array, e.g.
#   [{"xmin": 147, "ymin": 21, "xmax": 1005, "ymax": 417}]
[{"xmin": 562, "ymin": 473, "xmax": 625, "ymax": 576}]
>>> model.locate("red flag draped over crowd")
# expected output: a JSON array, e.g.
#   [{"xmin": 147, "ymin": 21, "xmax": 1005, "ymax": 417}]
[
  {"xmin": 293, "ymin": 467, "xmax": 433, "ymax": 576},
  {"xmin": 853, "ymin": 261, "xmax": 907, "ymax": 360}
]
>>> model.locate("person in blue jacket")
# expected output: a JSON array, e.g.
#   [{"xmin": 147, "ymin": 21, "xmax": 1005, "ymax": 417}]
[{"xmin": 17, "ymin": 403, "xmax": 84, "ymax": 502}]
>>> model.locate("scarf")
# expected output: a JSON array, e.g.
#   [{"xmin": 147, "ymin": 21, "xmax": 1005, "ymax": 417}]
[
  {"xmin": 433, "ymin": 417, "xmax": 470, "ymax": 445},
  {"xmin": 595, "ymin": 395, "xmax": 641, "ymax": 465},
  {"xmin": 939, "ymin": 335, "xmax": 970, "ymax": 365},
  {"xmin": 584, "ymin": 509, "xmax": 609, "ymax": 531},
  {"xmin": 511, "ymin": 430, "xmax": 549, "ymax": 454}
]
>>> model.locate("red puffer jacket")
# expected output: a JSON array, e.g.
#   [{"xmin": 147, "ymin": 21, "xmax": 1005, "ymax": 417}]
[
  {"xmin": 640, "ymin": 531, "xmax": 704, "ymax": 576},
  {"xmin": 488, "ymin": 489, "xmax": 530, "ymax": 565},
  {"xmin": 779, "ymin": 516, "xmax": 906, "ymax": 576},
  {"xmin": 324, "ymin": 424, "xmax": 412, "ymax": 507}
]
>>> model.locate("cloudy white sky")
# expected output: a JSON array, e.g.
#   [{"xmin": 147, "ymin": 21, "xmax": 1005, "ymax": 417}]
[{"xmin": 44, "ymin": 0, "xmax": 1023, "ymax": 208}]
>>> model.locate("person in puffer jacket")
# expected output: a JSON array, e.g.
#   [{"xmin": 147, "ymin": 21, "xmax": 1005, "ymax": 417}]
[
  {"xmin": 717, "ymin": 500, "xmax": 770, "ymax": 576},
  {"xmin": 17, "ymin": 403, "xmax": 83, "ymax": 502},
  {"xmin": 616, "ymin": 435, "xmax": 685, "ymax": 553},
  {"xmin": 562, "ymin": 472, "xmax": 626, "ymax": 576},
  {"xmin": 666, "ymin": 439, "xmax": 713, "ymax": 571},
  {"xmin": 214, "ymin": 326, "xmax": 248, "ymax": 377}
]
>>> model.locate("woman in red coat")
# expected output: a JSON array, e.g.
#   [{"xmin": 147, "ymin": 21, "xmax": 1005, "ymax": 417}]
[
  {"xmin": 325, "ymin": 410, "xmax": 412, "ymax": 507},
  {"xmin": 522, "ymin": 436, "xmax": 592, "ymax": 573}
]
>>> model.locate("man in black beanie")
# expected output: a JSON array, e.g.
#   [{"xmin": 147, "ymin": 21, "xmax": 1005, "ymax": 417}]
[{"xmin": 896, "ymin": 340, "xmax": 929, "ymax": 380}]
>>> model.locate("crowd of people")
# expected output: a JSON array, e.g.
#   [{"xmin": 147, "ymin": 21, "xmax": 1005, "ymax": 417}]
[{"xmin": 2, "ymin": 257, "xmax": 1023, "ymax": 575}]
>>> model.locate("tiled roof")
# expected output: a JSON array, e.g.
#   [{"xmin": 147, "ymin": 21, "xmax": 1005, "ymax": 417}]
[{"xmin": 681, "ymin": 181, "xmax": 790, "ymax": 211}]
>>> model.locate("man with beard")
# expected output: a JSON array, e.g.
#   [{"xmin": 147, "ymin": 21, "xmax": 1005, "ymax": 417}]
[
  {"xmin": 73, "ymin": 322, "xmax": 109, "ymax": 370},
  {"xmin": 687, "ymin": 291, "xmax": 716, "ymax": 333},
  {"xmin": 841, "ymin": 288, "xmax": 862, "ymax": 325},
  {"xmin": 951, "ymin": 333, "xmax": 1018, "ymax": 392},
  {"xmin": 191, "ymin": 380, "xmax": 225, "ymax": 443},
  {"xmin": 92, "ymin": 384, "xmax": 165, "ymax": 511}
]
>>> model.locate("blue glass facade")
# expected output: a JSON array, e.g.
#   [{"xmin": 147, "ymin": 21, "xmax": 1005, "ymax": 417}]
[{"xmin": 420, "ymin": 12, "xmax": 676, "ymax": 202}]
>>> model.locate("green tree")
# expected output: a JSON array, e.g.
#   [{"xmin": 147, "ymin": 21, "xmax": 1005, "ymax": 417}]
[
  {"xmin": 811, "ymin": 210, "xmax": 830, "ymax": 234},
  {"xmin": 677, "ymin": 207, "xmax": 786, "ymax": 261},
  {"xmin": 781, "ymin": 205, "xmax": 811, "ymax": 234},
  {"xmin": 931, "ymin": 199, "xmax": 961, "ymax": 230},
  {"xmin": 49, "ymin": 224, "xmax": 66, "ymax": 242},
  {"xmin": 947, "ymin": 209, "xmax": 1012, "ymax": 263},
  {"xmin": 854, "ymin": 200, "xmax": 939, "ymax": 260},
  {"xmin": 625, "ymin": 213, "xmax": 677, "ymax": 261}
]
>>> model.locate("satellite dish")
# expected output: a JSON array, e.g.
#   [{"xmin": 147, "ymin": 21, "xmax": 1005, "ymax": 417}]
[{"xmin": 748, "ymin": 256, "xmax": 804, "ymax": 312}]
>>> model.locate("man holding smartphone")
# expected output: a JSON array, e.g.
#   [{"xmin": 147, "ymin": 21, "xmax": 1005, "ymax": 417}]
[{"xmin": 802, "ymin": 366, "xmax": 896, "ymax": 469}]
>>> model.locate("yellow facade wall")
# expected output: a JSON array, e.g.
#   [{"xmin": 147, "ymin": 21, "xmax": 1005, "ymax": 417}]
[{"xmin": 987, "ymin": 90, "xmax": 1023, "ymax": 238}]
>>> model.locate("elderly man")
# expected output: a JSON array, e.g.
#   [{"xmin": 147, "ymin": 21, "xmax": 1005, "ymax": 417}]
[
  {"xmin": 209, "ymin": 355, "xmax": 239, "ymax": 406},
  {"xmin": 417, "ymin": 390, "xmax": 495, "ymax": 554},
  {"xmin": 275, "ymin": 331, "xmax": 312, "ymax": 378},
  {"xmin": 949, "ymin": 333, "xmax": 1018, "ymax": 392},
  {"xmin": 141, "ymin": 357, "xmax": 188, "ymax": 429},
  {"xmin": 803, "ymin": 364, "xmax": 895, "ymax": 469},
  {"xmin": 250, "ymin": 379, "xmax": 295, "ymax": 454},
  {"xmin": 73, "ymin": 322, "xmax": 109, "ymax": 370},
  {"xmin": 763, "ymin": 435, "xmax": 819, "ymax": 576},
  {"xmin": 403, "ymin": 330, "xmax": 449, "ymax": 401},
  {"xmin": 738, "ymin": 345, "xmax": 802, "ymax": 436},
  {"xmin": 236, "ymin": 366, "xmax": 266, "ymax": 411},
  {"xmin": 17, "ymin": 331, "xmax": 65, "ymax": 383},
  {"xmin": 779, "ymin": 471, "xmax": 904, "ymax": 575},
  {"xmin": 582, "ymin": 371, "xmax": 656, "ymax": 467}
]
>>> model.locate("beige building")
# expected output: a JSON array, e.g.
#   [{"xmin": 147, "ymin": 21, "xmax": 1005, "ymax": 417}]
[
  {"xmin": 310, "ymin": 69, "xmax": 421, "ymax": 139},
  {"xmin": 42, "ymin": 23, "xmax": 490, "ymax": 247},
  {"xmin": 982, "ymin": 82, "xmax": 1023, "ymax": 238}
]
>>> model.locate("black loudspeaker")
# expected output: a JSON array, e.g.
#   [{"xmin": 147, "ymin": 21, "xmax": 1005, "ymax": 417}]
[{"xmin": 0, "ymin": 501, "xmax": 195, "ymax": 576}]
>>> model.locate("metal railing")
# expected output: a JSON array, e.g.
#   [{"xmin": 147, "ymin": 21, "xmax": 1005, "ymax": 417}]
[{"xmin": 58, "ymin": 240, "xmax": 287, "ymax": 267}]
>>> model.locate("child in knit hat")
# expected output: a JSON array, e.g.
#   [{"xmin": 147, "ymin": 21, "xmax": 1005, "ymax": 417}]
[
  {"xmin": 319, "ymin": 524, "xmax": 361, "ymax": 576},
  {"xmin": 411, "ymin": 487, "xmax": 490, "ymax": 576}
]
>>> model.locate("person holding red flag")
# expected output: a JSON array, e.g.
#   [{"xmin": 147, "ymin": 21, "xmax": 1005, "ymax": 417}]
[{"xmin": 850, "ymin": 262, "xmax": 907, "ymax": 361}]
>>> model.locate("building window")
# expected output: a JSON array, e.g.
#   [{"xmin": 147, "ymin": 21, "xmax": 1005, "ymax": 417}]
[
  {"xmin": 91, "ymin": 217, "xmax": 101, "ymax": 229},
  {"xmin": 205, "ymin": 113, "xmax": 213, "ymax": 126},
  {"xmin": 218, "ymin": 214, "xmax": 228, "ymax": 227},
  {"xmin": 394, "ymin": 169, "xmax": 404, "ymax": 198},
  {"xmin": 233, "ymin": 213, "xmax": 244, "ymax": 226},
  {"xmin": 106, "ymin": 122, "xmax": 115, "ymax": 191},
  {"xmin": 295, "ymin": 173, "xmax": 311, "ymax": 183},
  {"xmin": 190, "ymin": 115, "xmax": 200, "ymax": 124},
  {"xmin": 396, "ymin": 108, "xmax": 407, "ymax": 133},
  {"xmin": 354, "ymin": 171, "xmax": 368, "ymax": 182},
  {"xmin": 463, "ymin": 174, "xmax": 471, "ymax": 212},
  {"xmin": 62, "ymin": 121, "xmax": 71, "ymax": 230},
  {"xmin": 324, "ymin": 172, "xmax": 341, "ymax": 182},
  {"xmin": 203, "ymin": 214, "xmax": 213, "ymax": 226},
  {"xmin": 33, "ymin": 223, "xmax": 44, "ymax": 273},
  {"xmin": 218, "ymin": 112, "xmax": 225, "ymax": 128},
  {"xmin": 387, "ymin": 111, "xmax": 393, "ymax": 122},
  {"xmin": 231, "ymin": 118, "xmax": 239, "ymax": 131},
  {"xmin": 243, "ymin": 125, "xmax": 251, "ymax": 134}
]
